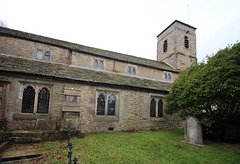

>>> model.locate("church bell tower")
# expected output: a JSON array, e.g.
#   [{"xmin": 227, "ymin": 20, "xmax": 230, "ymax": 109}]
[{"xmin": 157, "ymin": 20, "xmax": 197, "ymax": 70}]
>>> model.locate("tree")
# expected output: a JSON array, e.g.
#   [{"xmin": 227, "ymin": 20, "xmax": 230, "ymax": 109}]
[
  {"xmin": 164, "ymin": 42, "xmax": 240, "ymax": 142},
  {"xmin": 0, "ymin": 20, "xmax": 7, "ymax": 27}
]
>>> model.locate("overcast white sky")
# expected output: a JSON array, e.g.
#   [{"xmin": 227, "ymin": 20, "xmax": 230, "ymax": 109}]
[{"xmin": 0, "ymin": 0, "xmax": 239, "ymax": 62}]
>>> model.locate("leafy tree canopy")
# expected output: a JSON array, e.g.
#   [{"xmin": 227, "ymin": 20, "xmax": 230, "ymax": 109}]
[{"xmin": 164, "ymin": 42, "xmax": 240, "ymax": 128}]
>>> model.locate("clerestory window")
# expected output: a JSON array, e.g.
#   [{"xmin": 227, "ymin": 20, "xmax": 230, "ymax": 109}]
[
  {"xmin": 44, "ymin": 51, "xmax": 51, "ymax": 60},
  {"xmin": 99, "ymin": 61, "xmax": 104, "ymax": 69},
  {"xmin": 127, "ymin": 66, "xmax": 137, "ymax": 74},
  {"xmin": 93, "ymin": 60, "xmax": 104, "ymax": 69},
  {"xmin": 164, "ymin": 72, "xmax": 172, "ymax": 80},
  {"xmin": 36, "ymin": 50, "xmax": 51, "ymax": 60},
  {"xmin": 93, "ymin": 60, "xmax": 98, "ymax": 68},
  {"xmin": 36, "ymin": 50, "xmax": 43, "ymax": 59}
]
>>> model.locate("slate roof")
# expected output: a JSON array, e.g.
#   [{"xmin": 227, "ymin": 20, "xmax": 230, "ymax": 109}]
[
  {"xmin": 0, "ymin": 55, "xmax": 172, "ymax": 92},
  {"xmin": 0, "ymin": 27, "xmax": 178, "ymax": 72}
]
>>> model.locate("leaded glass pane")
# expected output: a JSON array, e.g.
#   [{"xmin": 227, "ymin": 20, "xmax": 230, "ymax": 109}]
[
  {"xmin": 132, "ymin": 67, "xmax": 136, "ymax": 74},
  {"xmin": 107, "ymin": 94, "xmax": 116, "ymax": 115},
  {"xmin": 158, "ymin": 99, "xmax": 163, "ymax": 117},
  {"xmin": 45, "ymin": 51, "xmax": 50, "ymax": 60},
  {"xmin": 37, "ymin": 88, "xmax": 50, "ymax": 113},
  {"xmin": 127, "ymin": 66, "xmax": 131, "ymax": 73},
  {"xmin": 99, "ymin": 61, "xmax": 104, "ymax": 69},
  {"xmin": 37, "ymin": 50, "xmax": 43, "ymax": 59},
  {"xmin": 22, "ymin": 86, "xmax": 35, "ymax": 113},
  {"xmin": 164, "ymin": 73, "xmax": 167, "ymax": 79},
  {"xmin": 93, "ymin": 60, "xmax": 98, "ymax": 67},
  {"xmin": 150, "ymin": 98, "xmax": 156, "ymax": 117},
  {"xmin": 97, "ymin": 93, "xmax": 105, "ymax": 115},
  {"xmin": 168, "ymin": 73, "xmax": 171, "ymax": 80}
]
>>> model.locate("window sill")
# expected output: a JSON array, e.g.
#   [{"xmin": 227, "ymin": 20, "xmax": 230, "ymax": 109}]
[
  {"xmin": 94, "ymin": 115, "xmax": 119, "ymax": 122},
  {"xmin": 13, "ymin": 113, "xmax": 50, "ymax": 120},
  {"xmin": 150, "ymin": 117, "xmax": 166, "ymax": 122}
]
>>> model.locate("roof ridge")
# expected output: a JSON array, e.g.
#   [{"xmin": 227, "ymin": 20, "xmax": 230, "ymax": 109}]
[{"xmin": 0, "ymin": 27, "xmax": 177, "ymax": 72}]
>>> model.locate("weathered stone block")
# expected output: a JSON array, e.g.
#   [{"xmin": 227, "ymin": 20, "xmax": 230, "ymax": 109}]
[
  {"xmin": 184, "ymin": 117, "xmax": 203, "ymax": 145},
  {"xmin": 36, "ymin": 119, "xmax": 56, "ymax": 130}
]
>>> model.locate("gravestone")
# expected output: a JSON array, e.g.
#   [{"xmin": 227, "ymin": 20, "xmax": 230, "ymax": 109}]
[{"xmin": 184, "ymin": 116, "xmax": 203, "ymax": 145}]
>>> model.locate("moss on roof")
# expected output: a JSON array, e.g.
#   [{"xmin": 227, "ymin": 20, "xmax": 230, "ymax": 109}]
[{"xmin": 0, "ymin": 55, "xmax": 172, "ymax": 92}]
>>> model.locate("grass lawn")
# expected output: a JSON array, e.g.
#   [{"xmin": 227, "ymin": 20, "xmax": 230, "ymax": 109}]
[{"xmin": 30, "ymin": 128, "xmax": 240, "ymax": 164}]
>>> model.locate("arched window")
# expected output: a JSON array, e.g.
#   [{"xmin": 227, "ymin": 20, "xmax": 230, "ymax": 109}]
[
  {"xmin": 99, "ymin": 61, "xmax": 104, "ymax": 69},
  {"xmin": 37, "ymin": 88, "xmax": 50, "ymax": 113},
  {"xmin": 158, "ymin": 99, "xmax": 163, "ymax": 117},
  {"xmin": 93, "ymin": 60, "xmax": 98, "ymax": 68},
  {"xmin": 107, "ymin": 94, "xmax": 116, "ymax": 115},
  {"xmin": 22, "ymin": 86, "xmax": 35, "ymax": 113},
  {"xmin": 163, "ymin": 40, "xmax": 168, "ymax": 52},
  {"xmin": 168, "ymin": 73, "xmax": 171, "ymax": 80},
  {"xmin": 127, "ymin": 66, "xmax": 131, "ymax": 73},
  {"xmin": 132, "ymin": 67, "xmax": 136, "ymax": 74},
  {"xmin": 185, "ymin": 36, "xmax": 189, "ymax": 48},
  {"xmin": 150, "ymin": 98, "xmax": 156, "ymax": 117},
  {"xmin": 45, "ymin": 51, "xmax": 50, "ymax": 60},
  {"xmin": 97, "ymin": 93, "xmax": 106, "ymax": 115},
  {"xmin": 164, "ymin": 73, "xmax": 167, "ymax": 79},
  {"xmin": 37, "ymin": 50, "xmax": 43, "ymax": 59}
]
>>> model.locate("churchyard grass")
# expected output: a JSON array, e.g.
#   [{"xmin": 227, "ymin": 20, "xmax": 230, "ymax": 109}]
[{"xmin": 31, "ymin": 128, "xmax": 240, "ymax": 163}]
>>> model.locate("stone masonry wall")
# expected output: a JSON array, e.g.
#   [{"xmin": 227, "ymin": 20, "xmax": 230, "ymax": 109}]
[
  {"xmin": 4, "ymin": 74, "xmax": 182, "ymax": 133},
  {"xmin": 0, "ymin": 35, "xmax": 71, "ymax": 65},
  {"xmin": 157, "ymin": 21, "xmax": 196, "ymax": 70},
  {"xmin": 0, "ymin": 35, "xmax": 178, "ymax": 83},
  {"xmin": 72, "ymin": 51, "xmax": 178, "ymax": 82}
]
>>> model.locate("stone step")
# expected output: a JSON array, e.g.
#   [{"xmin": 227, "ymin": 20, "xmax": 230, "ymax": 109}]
[
  {"xmin": 12, "ymin": 137, "xmax": 42, "ymax": 143},
  {"xmin": 10, "ymin": 131, "xmax": 43, "ymax": 138}
]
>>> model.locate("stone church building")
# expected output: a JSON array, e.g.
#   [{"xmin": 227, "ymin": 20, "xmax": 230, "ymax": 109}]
[{"xmin": 0, "ymin": 20, "xmax": 196, "ymax": 134}]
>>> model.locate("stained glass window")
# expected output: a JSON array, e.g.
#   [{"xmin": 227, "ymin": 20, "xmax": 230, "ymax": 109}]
[
  {"xmin": 150, "ymin": 98, "xmax": 156, "ymax": 117},
  {"xmin": 97, "ymin": 93, "xmax": 105, "ymax": 115},
  {"xmin": 107, "ymin": 94, "xmax": 116, "ymax": 115},
  {"xmin": 22, "ymin": 86, "xmax": 35, "ymax": 113},
  {"xmin": 37, "ymin": 88, "xmax": 50, "ymax": 113}
]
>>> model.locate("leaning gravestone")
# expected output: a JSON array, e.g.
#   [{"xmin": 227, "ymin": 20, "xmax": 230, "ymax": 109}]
[{"xmin": 184, "ymin": 116, "xmax": 203, "ymax": 146}]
